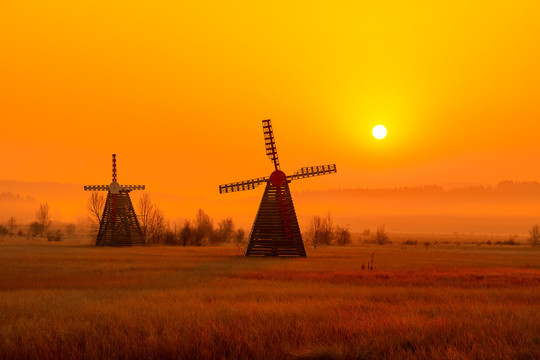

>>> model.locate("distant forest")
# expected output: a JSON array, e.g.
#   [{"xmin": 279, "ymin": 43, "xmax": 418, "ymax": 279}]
[{"xmin": 298, "ymin": 181, "xmax": 540, "ymax": 200}]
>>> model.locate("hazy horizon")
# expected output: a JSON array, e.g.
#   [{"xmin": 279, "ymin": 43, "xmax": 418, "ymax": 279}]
[{"xmin": 2, "ymin": 178, "xmax": 540, "ymax": 235}]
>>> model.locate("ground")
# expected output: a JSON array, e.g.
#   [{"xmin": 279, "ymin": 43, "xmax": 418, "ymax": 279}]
[{"xmin": 0, "ymin": 236, "xmax": 539, "ymax": 359}]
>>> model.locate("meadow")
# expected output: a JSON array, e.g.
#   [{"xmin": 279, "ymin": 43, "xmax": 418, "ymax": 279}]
[{"xmin": 0, "ymin": 236, "xmax": 538, "ymax": 360}]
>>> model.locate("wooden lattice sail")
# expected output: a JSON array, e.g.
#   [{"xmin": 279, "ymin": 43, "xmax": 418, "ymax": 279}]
[
  {"xmin": 219, "ymin": 119, "xmax": 337, "ymax": 257},
  {"xmin": 84, "ymin": 154, "xmax": 145, "ymax": 246}
]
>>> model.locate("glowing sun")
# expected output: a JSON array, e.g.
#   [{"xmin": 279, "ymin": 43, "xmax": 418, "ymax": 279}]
[{"xmin": 372, "ymin": 125, "xmax": 387, "ymax": 139}]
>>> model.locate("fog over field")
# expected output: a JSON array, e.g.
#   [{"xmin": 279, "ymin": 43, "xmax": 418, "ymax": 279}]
[{"xmin": 2, "ymin": 179, "xmax": 540, "ymax": 234}]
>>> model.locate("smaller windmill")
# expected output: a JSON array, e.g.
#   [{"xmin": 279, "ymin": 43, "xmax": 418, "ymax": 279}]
[
  {"xmin": 84, "ymin": 154, "xmax": 145, "ymax": 246},
  {"xmin": 219, "ymin": 119, "xmax": 337, "ymax": 256}
]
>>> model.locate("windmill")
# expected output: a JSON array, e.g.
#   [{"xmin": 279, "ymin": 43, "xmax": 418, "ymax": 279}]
[
  {"xmin": 84, "ymin": 154, "xmax": 145, "ymax": 246},
  {"xmin": 219, "ymin": 119, "xmax": 337, "ymax": 256}
]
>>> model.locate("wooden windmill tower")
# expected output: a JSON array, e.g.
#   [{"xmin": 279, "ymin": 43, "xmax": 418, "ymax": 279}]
[
  {"xmin": 219, "ymin": 119, "xmax": 337, "ymax": 257},
  {"xmin": 84, "ymin": 154, "xmax": 145, "ymax": 246}
]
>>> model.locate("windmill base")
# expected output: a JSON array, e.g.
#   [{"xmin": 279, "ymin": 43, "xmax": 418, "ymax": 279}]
[
  {"xmin": 244, "ymin": 182, "xmax": 306, "ymax": 257},
  {"xmin": 96, "ymin": 191, "xmax": 145, "ymax": 246}
]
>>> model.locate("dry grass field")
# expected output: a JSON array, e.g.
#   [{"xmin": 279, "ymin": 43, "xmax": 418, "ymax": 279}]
[{"xmin": 0, "ymin": 236, "xmax": 539, "ymax": 360}]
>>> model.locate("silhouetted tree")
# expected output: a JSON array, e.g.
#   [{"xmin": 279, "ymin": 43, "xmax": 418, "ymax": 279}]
[
  {"xmin": 178, "ymin": 219, "xmax": 193, "ymax": 246},
  {"xmin": 7, "ymin": 216, "xmax": 16, "ymax": 235},
  {"xmin": 305, "ymin": 213, "xmax": 334, "ymax": 249},
  {"xmin": 87, "ymin": 192, "xmax": 105, "ymax": 238},
  {"xmin": 234, "ymin": 228, "xmax": 247, "ymax": 255},
  {"xmin": 46, "ymin": 230, "xmax": 63, "ymax": 242},
  {"xmin": 29, "ymin": 221, "xmax": 41, "ymax": 238},
  {"xmin": 35, "ymin": 203, "xmax": 51, "ymax": 237},
  {"xmin": 529, "ymin": 224, "xmax": 540, "ymax": 247},
  {"xmin": 138, "ymin": 194, "xmax": 168, "ymax": 244},
  {"xmin": 211, "ymin": 217, "xmax": 235, "ymax": 244},
  {"xmin": 147, "ymin": 207, "xmax": 167, "ymax": 244},
  {"xmin": 192, "ymin": 209, "xmax": 213, "ymax": 246},
  {"xmin": 375, "ymin": 224, "xmax": 391, "ymax": 245},
  {"xmin": 138, "ymin": 193, "xmax": 153, "ymax": 241},
  {"xmin": 335, "ymin": 225, "xmax": 352, "ymax": 246}
]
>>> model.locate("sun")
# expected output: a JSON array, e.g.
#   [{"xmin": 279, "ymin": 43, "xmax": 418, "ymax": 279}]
[{"xmin": 372, "ymin": 125, "xmax": 387, "ymax": 139}]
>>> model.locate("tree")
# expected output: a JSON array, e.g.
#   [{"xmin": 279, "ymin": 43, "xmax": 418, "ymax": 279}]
[
  {"xmin": 178, "ymin": 219, "xmax": 193, "ymax": 246},
  {"xmin": 147, "ymin": 206, "xmax": 167, "ymax": 244},
  {"xmin": 234, "ymin": 228, "xmax": 246, "ymax": 245},
  {"xmin": 234, "ymin": 228, "xmax": 247, "ymax": 255},
  {"xmin": 211, "ymin": 217, "xmax": 235, "ymax": 244},
  {"xmin": 529, "ymin": 224, "xmax": 540, "ymax": 247},
  {"xmin": 192, "ymin": 209, "xmax": 213, "ymax": 246},
  {"xmin": 0, "ymin": 225, "xmax": 8, "ymax": 236},
  {"xmin": 138, "ymin": 193, "xmax": 153, "ymax": 241},
  {"xmin": 35, "ymin": 203, "xmax": 51, "ymax": 237},
  {"xmin": 138, "ymin": 193, "xmax": 167, "ymax": 244},
  {"xmin": 7, "ymin": 216, "xmax": 16, "ymax": 235},
  {"xmin": 335, "ymin": 225, "xmax": 352, "ymax": 246},
  {"xmin": 305, "ymin": 213, "xmax": 334, "ymax": 249},
  {"xmin": 46, "ymin": 230, "xmax": 63, "ymax": 242},
  {"xmin": 375, "ymin": 224, "xmax": 391, "ymax": 245},
  {"xmin": 87, "ymin": 192, "xmax": 105, "ymax": 238},
  {"xmin": 29, "ymin": 222, "xmax": 41, "ymax": 238}
]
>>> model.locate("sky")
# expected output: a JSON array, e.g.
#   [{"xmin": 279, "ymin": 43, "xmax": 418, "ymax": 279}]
[{"xmin": 1, "ymin": 1, "xmax": 539, "ymax": 223}]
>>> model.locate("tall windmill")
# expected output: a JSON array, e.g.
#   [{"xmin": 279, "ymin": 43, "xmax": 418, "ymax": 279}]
[
  {"xmin": 219, "ymin": 119, "xmax": 337, "ymax": 256},
  {"xmin": 84, "ymin": 154, "xmax": 146, "ymax": 246}
]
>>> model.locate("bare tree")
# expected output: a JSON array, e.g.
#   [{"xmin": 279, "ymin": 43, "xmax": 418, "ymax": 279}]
[
  {"xmin": 7, "ymin": 216, "xmax": 16, "ymax": 235},
  {"xmin": 335, "ymin": 225, "xmax": 352, "ymax": 246},
  {"xmin": 138, "ymin": 194, "xmax": 168, "ymax": 244},
  {"xmin": 147, "ymin": 206, "xmax": 167, "ymax": 244},
  {"xmin": 305, "ymin": 213, "xmax": 334, "ymax": 249},
  {"xmin": 138, "ymin": 193, "xmax": 153, "ymax": 241},
  {"xmin": 87, "ymin": 192, "xmax": 105, "ymax": 238},
  {"xmin": 529, "ymin": 224, "xmax": 540, "ymax": 247},
  {"xmin": 36, "ymin": 203, "xmax": 51, "ymax": 237}
]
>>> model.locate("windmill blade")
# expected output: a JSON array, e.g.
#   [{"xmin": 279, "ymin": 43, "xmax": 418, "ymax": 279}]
[
  {"xmin": 84, "ymin": 185, "xmax": 109, "ymax": 191},
  {"xmin": 287, "ymin": 164, "xmax": 337, "ymax": 181},
  {"xmin": 262, "ymin": 119, "xmax": 280, "ymax": 170},
  {"xmin": 120, "ymin": 185, "xmax": 146, "ymax": 191},
  {"xmin": 219, "ymin": 177, "xmax": 269, "ymax": 194}
]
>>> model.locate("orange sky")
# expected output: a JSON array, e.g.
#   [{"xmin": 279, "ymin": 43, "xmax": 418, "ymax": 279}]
[{"xmin": 1, "ymin": 1, "xmax": 539, "ymax": 222}]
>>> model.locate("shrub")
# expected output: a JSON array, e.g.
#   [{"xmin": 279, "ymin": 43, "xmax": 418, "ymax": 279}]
[
  {"xmin": 495, "ymin": 239, "xmax": 519, "ymax": 245},
  {"xmin": 46, "ymin": 230, "xmax": 63, "ymax": 242},
  {"xmin": 403, "ymin": 239, "xmax": 418, "ymax": 245},
  {"xmin": 375, "ymin": 225, "xmax": 391, "ymax": 245},
  {"xmin": 29, "ymin": 222, "xmax": 42, "ymax": 238},
  {"xmin": 334, "ymin": 225, "xmax": 352, "ymax": 246}
]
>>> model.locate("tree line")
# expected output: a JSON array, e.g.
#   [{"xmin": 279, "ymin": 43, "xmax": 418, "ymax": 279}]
[
  {"xmin": 88, "ymin": 193, "xmax": 247, "ymax": 247},
  {"xmin": 2, "ymin": 194, "xmax": 540, "ymax": 248}
]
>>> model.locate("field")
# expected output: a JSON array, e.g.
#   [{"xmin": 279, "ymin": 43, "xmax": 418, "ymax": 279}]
[{"xmin": 0, "ymin": 237, "xmax": 539, "ymax": 360}]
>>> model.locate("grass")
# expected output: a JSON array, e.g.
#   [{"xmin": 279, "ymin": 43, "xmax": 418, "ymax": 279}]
[{"xmin": 0, "ymin": 237, "xmax": 539, "ymax": 359}]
